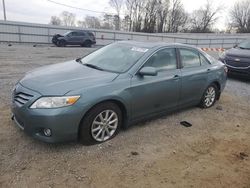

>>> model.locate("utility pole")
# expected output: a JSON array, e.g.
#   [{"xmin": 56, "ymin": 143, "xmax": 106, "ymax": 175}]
[{"xmin": 2, "ymin": 0, "xmax": 6, "ymax": 21}]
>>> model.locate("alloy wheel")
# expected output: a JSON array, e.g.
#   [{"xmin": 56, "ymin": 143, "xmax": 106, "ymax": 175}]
[
  {"xmin": 204, "ymin": 86, "xmax": 216, "ymax": 107},
  {"xmin": 91, "ymin": 110, "xmax": 118, "ymax": 142}
]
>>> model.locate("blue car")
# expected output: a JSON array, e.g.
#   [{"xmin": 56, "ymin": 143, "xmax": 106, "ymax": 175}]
[{"xmin": 11, "ymin": 41, "xmax": 227, "ymax": 145}]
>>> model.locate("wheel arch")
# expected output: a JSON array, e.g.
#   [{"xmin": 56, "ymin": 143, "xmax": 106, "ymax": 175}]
[
  {"xmin": 212, "ymin": 80, "xmax": 221, "ymax": 91},
  {"xmin": 77, "ymin": 98, "xmax": 129, "ymax": 139},
  {"xmin": 209, "ymin": 80, "xmax": 221, "ymax": 100}
]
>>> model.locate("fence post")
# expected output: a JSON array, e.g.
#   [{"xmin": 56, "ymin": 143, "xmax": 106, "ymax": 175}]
[
  {"xmin": 222, "ymin": 38, "xmax": 224, "ymax": 48},
  {"xmin": 18, "ymin": 25, "xmax": 21, "ymax": 43},
  {"xmin": 47, "ymin": 28, "xmax": 50, "ymax": 44},
  {"xmin": 236, "ymin": 38, "xmax": 239, "ymax": 45},
  {"xmin": 114, "ymin": 32, "xmax": 116, "ymax": 42},
  {"xmin": 209, "ymin": 39, "xmax": 211, "ymax": 48}
]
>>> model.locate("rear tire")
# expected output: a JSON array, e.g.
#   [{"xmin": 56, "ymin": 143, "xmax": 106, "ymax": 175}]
[
  {"xmin": 79, "ymin": 102, "xmax": 122, "ymax": 145},
  {"xmin": 83, "ymin": 40, "xmax": 92, "ymax": 48},
  {"xmin": 200, "ymin": 84, "xmax": 219, "ymax": 108}
]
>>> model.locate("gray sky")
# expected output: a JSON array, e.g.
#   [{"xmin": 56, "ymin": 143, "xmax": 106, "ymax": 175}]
[{"xmin": 0, "ymin": 0, "xmax": 239, "ymax": 30}]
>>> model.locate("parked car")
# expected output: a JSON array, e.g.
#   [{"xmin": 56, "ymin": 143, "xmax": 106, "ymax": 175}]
[
  {"xmin": 11, "ymin": 41, "xmax": 227, "ymax": 145},
  {"xmin": 219, "ymin": 40, "xmax": 250, "ymax": 78},
  {"xmin": 52, "ymin": 30, "xmax": 96, "ymax": 47}
]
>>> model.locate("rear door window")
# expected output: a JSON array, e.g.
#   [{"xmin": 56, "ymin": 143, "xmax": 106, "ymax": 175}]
[
  {"xmin": 71, "ymin": 32, "xmax": 78, "ymax": 36},
  {"xmin": 179, "ymin": 49, "xmax": 201, "ymax": 68},
  {"xmin": 199, "ymin": 53, "xmax": 210, "ymax": 65},
  {"xmin": 77, "ymin": 32, "xmax": 85, "ymax": 36}
]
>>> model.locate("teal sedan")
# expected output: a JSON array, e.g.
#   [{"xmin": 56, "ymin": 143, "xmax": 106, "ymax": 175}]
[{"xmin": 11, "ymin": 41, "xmax": 227, "ymax": 145}]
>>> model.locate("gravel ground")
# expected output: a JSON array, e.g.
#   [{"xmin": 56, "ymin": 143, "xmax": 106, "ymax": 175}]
[{"xmin": 0, "ymin": 44, "xmax": 250, "ymax": 188}]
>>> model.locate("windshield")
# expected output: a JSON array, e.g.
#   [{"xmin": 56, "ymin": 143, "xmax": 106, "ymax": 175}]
[
  {"xmin": 80, "ymin": 43, "xmax": 148, "ymax": 73},
  {"xmin": 238, "ymin": 40, "xmax": 250, "ymax": 49},
  {"xmin": 63, "ymin": 31, "xmax": 71, "ymax": 36}
]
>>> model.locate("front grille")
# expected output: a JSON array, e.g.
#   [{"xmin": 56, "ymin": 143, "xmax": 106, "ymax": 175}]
[
  {"xmin": 14, "ymin": 92, "xmax": 33, "ymax": 106},
  {"xmin": 225, "ymin": 56, "xmax": 250, "ymax": 68},
  {"xmin": 225, "ymin": 60, "xmax": 250, "ymax": 68}
]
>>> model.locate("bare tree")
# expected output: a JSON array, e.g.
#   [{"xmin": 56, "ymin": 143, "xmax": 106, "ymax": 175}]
[
  {"xmin": 77, "ymin": 20, "xmax": 86, "ymax": 28},
  {"xmin": 60, "ymin": 11, "xmax": 76, "ymax": 26},
  {"xmin": 132, "ymin": 0, "xmax": 145, "ymax": 32},
  {"xmin": 109, "ymin": 0, "xmax": 123, "ymax": 30},
  {"xmin": 85, "ymin": 16, "xmax": 101, "ymax": 29},
  {"xmin": 142, "ymin": 0, "xmax": 158, "ymax": 32},
  {"xmin": 230, "ymin": 0, "xmax": 250, "ymax": 33},
  {"xmin": 157, "ymin": 0, "xmax": 170, "ymax": 32},
  {"xmin": 49, "ymin": 16, "xmax": 61, "ymax": 25},
  {"xmin": 189, "ymin": 0, "xmax": 221, "ymax": 32},
  {"xmin": 125, "ymin": 0, "xmax": 135, "ymax": 31},
  {"xmin": 167, "ymin": 0, "xmax": 187, "ymax": 32},
  {"xmin": 122, "ymin": 15, "xmax": 131, "ymax": 31},
  {"xmin": 103, "ymin": 14, "xmax": 114, "ymax": 29}
]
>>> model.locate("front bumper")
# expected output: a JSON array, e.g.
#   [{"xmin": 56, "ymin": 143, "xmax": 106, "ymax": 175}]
[
  {"xmin": 11, "ymin": 83, "xmax": 86, "ymax": 143},
  {"xmin": 219, "ymin": 58, "xmax": 250, "ymax": 77},
  {"xmin": 226, "ymin": 65, "xmax": 250, "ymax": 77}
]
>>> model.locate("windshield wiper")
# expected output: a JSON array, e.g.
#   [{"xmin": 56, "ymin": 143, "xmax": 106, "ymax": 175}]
[{"xmin": 83, "ymin": 63, "xmax": 104, "ymax": 71}]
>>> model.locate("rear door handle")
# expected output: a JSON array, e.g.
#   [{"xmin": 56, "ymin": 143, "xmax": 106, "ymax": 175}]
[
  {"xmin": 207, "ymin": 68, "xmax": 211, "ymax": 72},
  {"xmin": 173, "ymin": 75, "xmax": 180, "ymax": 80}
]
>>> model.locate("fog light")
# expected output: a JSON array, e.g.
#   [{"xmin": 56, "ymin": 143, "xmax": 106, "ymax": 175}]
[{"xmin": 43, "ymin": 128, "xmax": 52, "ymax": 137}]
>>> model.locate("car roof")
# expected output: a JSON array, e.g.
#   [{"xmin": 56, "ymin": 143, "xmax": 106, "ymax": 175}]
[
  {"xmin": 117, "ymin": 40, "xmax": 198, "ymax": 50},
  {"xmin": 71, "ymin": 30, "xmax": 93, "ymax": 33}
]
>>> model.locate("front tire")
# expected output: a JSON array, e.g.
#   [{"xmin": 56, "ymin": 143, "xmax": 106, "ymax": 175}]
[
  {"xmin": 79, "ymin": 102, "xmax": 122, "ymax": 145},
  {"xmin": 200, "ymin": 84, "xmax": 218, "ymax": 108},
  {"xmin": 56, "ymin": 40, "xmax": 66, "ymax": 47}
]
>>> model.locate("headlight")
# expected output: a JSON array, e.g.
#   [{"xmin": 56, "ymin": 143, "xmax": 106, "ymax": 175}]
[
  {"xmin": 30, "ymin": 96, "xmax": 80, "ymax": 109},
  {"xmin": 219, "ymin": 51, "xmax": 226, "ymax": 59}
]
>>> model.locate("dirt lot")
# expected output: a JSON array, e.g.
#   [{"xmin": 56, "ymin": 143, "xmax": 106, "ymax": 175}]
[{"xmin": 0, "ymin": 44, "xmax": 250, "ymax": 188}]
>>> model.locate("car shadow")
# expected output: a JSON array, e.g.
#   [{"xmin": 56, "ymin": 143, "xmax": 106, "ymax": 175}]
[
  {"xmin": 125, "ymin": 105, "xmax": 198, "ymax": 131},
  {"xmin": 50, "ymin": 45, "xmax": 98, "ymax": 49}
]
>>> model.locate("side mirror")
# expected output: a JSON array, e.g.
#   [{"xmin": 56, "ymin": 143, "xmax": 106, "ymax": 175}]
[
  {"xmin": 138, "ymin": 67, "xmax": 157, "ymax": 76},
  {"xmin": 233, "ymin": 44, "xmax": 238, "ymax": 48}
]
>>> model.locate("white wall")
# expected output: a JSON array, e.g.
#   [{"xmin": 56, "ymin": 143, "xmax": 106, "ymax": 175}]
[{"xmin": 0, "ymin": 20, "xmax": 249, "ymax": 48}]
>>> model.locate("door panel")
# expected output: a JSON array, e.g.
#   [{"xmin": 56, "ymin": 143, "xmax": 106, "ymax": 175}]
[
  {"xmin": 178, "ymin": 48, "xmax": 209, "ymax": 106},
  {"xmin": 180, "ymin": 67, "xmax": 208, "ymax": 105},
  {"xmin": 129, "ymin": 48, "xmax": 181, "ymax": 119},
  {"xmin": 130, "ymin": 70, "xmax": 181, "ymax": 119}
]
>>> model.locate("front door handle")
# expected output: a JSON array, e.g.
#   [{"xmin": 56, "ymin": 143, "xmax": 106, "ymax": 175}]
[{"xmin": 207, "ymin": 68, "xmax": 211, "ymax": 72}]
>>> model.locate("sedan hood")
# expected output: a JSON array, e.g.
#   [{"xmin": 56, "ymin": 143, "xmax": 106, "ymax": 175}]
[
  {"xmin": 20, "ymin": 60, "xmax": 119, "ymax": 95},
  {"xmin": 226, "ymin": 48, "xmax": 250, "ymax": 58}
]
